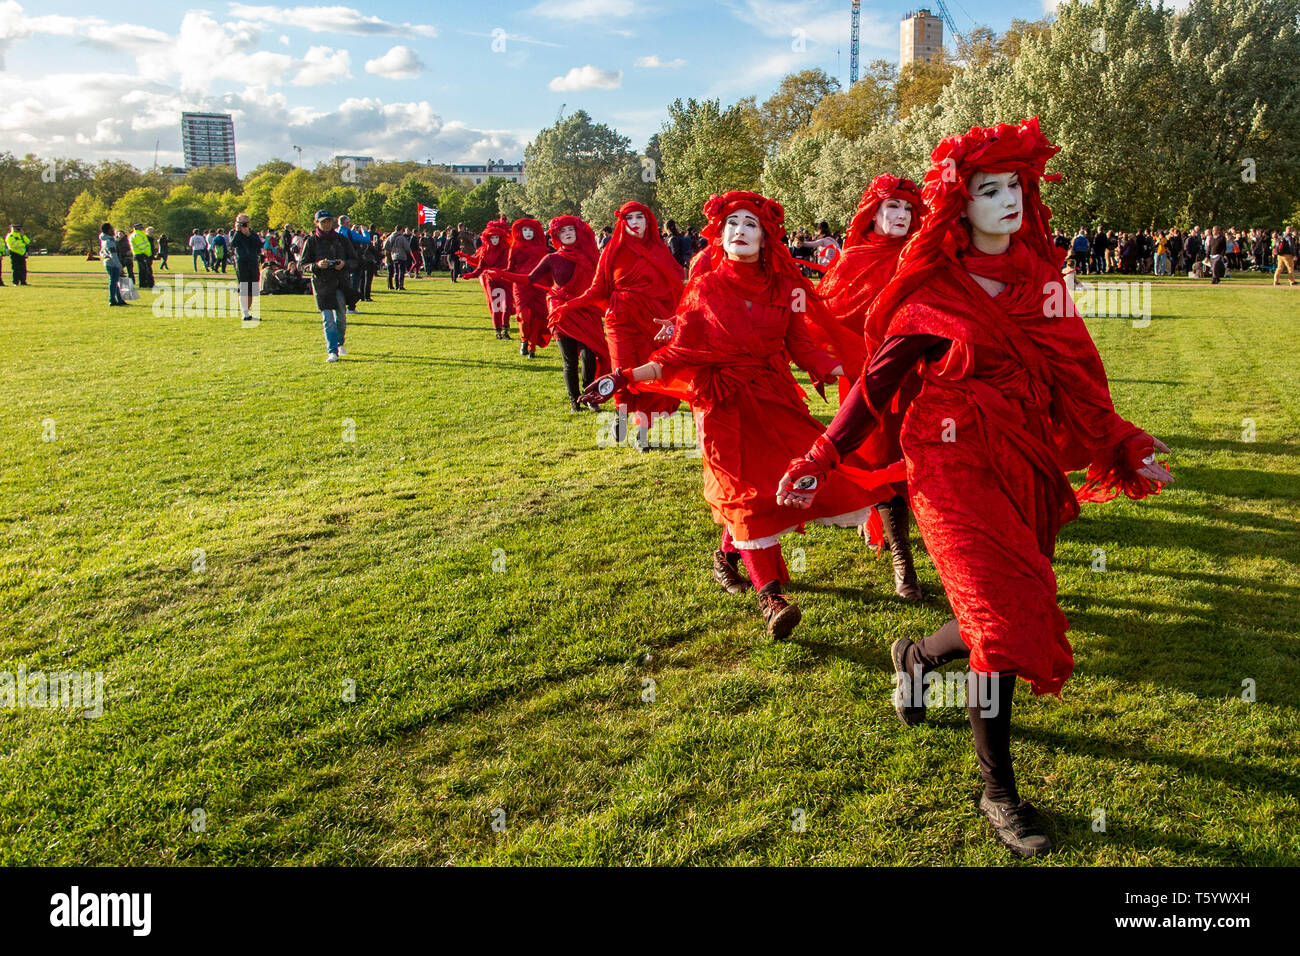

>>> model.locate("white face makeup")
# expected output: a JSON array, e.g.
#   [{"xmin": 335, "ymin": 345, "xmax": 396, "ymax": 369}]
[
  {"xmin": 722, "ymin": 209, "xmax": 763, "ymax": 261},
  {"xmin": 558, "ymin": 225, "xmax": 577, "ymax": 245},
  {"xmin": 489, "ymin": 235, "xmax": 500, "ymax": 245},
  {"xmin": 624, "ymin": 211, "xmax": 647, "ymax": 237},
  {"xmin": 964, "ymin": 171, "xmax": 1023, "ymax": 242},
  {"xmin": 874, "ymin": 198, "xmax": 913, "ymax": 237},
  {"xmin": 521, "ymin": 227, "xmax": 535, "ymax": 240}
]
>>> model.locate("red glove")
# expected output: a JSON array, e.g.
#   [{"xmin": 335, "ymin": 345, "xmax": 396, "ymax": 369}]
[
  {"xmin": 776, "ymin": 433, "xmax": 841, "ymax": 509},
  {"xmin": 579, "ymin": 368, "xmax": 631, "ymax": 406}
]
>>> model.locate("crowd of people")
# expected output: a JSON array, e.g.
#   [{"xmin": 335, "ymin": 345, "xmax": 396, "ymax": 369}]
[{"xmin": 1057, "ymin": 225, "xmax": 1299, "ymax": 285}]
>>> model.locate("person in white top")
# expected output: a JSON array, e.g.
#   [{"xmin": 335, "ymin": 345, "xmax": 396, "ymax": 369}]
[{"xmin": 189, "ymin": 229, "xmax": 209, "ymax": 272}]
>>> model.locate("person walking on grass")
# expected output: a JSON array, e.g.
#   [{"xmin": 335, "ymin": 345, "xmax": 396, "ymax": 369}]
[
  {"xmin": 99, "ymin": 222, "xmax": 126, "ymax": 307},
  {"xmin": 189, "ymin": 229, "xmax": 208, "ymax": 272},
  {"xmin": 1274, "ymin": 227, "xmax": 1297, "ymax": 286},
  {"xmin": 231, "ymin": 214, "xmax": 263, "ymax": 322},
  {"xmin": 298, "ymin": 210, "xmax": 358, "ymax": 363}
]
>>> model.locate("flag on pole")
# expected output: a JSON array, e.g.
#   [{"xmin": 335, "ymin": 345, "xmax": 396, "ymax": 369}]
[{"xmin": 417, "ymin": 203, "xmax": 438, "ymax": 226}]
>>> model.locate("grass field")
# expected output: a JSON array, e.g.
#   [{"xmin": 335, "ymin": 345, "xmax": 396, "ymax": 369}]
[{"xmin": 1, "ymin": 256, "xmax": 1297, "ymax": 865}]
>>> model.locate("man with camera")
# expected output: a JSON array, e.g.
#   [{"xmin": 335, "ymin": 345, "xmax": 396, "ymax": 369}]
[{"xmin": 297, "ymin": 210, "xmax": 359, "ymax": 363}]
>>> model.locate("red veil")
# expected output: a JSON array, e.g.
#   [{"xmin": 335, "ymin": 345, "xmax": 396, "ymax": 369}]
[
  {"xmin": 817, "ymin": 174, "xmax": 924, "ymax": 377},
  {"xmin": 508, "ymin": 218, "xmax": 550, "ymax": 348},
  {"xmin": 590, "ymin": 201, "xmax": 684, "ymax": 310},
  {"xmin": 547, "ymin": 214, "xmax": 599, "ymax": 284}
]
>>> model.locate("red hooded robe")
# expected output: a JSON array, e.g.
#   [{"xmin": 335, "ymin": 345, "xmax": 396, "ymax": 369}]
[
  {"xmin": 565, "ymin": 201, "xmax": 683, "ymax": 421},
  {"xmin": 462, "ymin": 220, "xmax": 513, "ymax": 329},
  {"xmin": 855, "ymin": 118, "xmax": 1167, "ymax": 695},
  {"xmin": 505, "ymin": 218, "xmax": 550, "ymax": 349},
  {"xmin": 644, "ymin": 191, "xmax": 903, "ymax": 542}
]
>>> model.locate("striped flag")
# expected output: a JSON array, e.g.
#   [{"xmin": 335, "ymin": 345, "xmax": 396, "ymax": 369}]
[{"xmin": 417, "ymin": 203, "xmax": 438, "ymax": 226}]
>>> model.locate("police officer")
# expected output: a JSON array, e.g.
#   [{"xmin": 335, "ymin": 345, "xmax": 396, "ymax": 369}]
[
  {"xmin": 6, "ymin": 224, "xmax": 30, "ymax": 285},
  {"xmin": 129, "ymin": 224, "xmax": 155, "ymax": 289}
]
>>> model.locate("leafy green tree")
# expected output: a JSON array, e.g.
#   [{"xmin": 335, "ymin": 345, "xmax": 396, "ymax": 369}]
[
  {"xmin": 580, "ymin": 158, "xmax": 657, "ymax": 231},
  {"xmin": 808, "ymin": 60, "xmax": 897, "ymax": 139},
  {"xmin": 347, "ymin": 185, "xmax": 392, "ymax": 227},
  {"xmin": 61, "ymin": 190, "xmax": 110, "ymax": 253},
  {"xmin": 240, "ymin": 171, "xmax": 283, "ymax": 230},
  {"xmin": 244, "ymin": 159, "xmax": 296, "ymax": 180},
  {"xmin": 303, "ymin": 187, "xmax": 359, "ymax": 227},
  {"xmin": 759, "ymin": 133, "xmax": 831, "ymax": 230},
  {"xmin": 268, "ymin": 169, "xmax": 319, "ymax": 228},
  {"xmin": 519, "ymin": 109, "xmax": 633, "ymax": 220},
  {"xmin": 657, "ymin": 98, "xmax": 764, "ymax": 228},
  {"xmin": 185, "ymin": 165, "xmax": 240, "ymax": 195},
  {"xmin": 461, "ymin": 178, "xmax": 510, "ymax": 231},
  {"xmin": 495, "ymin": 180, "xmax": 531, "ymax": 221},
  {"xmin": 759, "ymin": 69, "xmax": 840, "ymax": 152},
  {"xmin": 434, "ymin": 186, "xmax": 465, "ymax": 228},
  {"xmin": 108, "ymin": 187, "xmax": 165, "ymax": 231},
  {"xmin": 380, "ymin": 178, "xmax": 436, "ymax": 228}
]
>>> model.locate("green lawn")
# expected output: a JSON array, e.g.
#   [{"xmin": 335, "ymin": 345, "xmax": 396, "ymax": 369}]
[{"xmin": 1, "ymin": 257, "xmax": 1297, "ymax": 865}]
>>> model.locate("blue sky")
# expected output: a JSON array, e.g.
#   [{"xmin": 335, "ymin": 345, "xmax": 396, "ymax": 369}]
[{"xmin": 0, "ymin": 0, "xmax": 1060, "ymax": 173}]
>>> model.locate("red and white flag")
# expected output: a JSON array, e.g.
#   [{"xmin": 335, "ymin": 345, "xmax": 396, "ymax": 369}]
[{"xmin": 417, "ymin": 203, "xmax": 438, "ymax": 225}]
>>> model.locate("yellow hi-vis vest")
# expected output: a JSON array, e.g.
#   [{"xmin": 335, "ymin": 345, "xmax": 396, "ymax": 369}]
[
  {"xmin": 6, "ymin": 232, "xmax": 29, "ymax": 255},
  {"xmin": 130, "ymin": 231, "xmax": 150, "ymax": 256}
]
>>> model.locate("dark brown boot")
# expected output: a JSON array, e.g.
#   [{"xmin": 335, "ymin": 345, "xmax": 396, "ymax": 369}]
[
  {"xmin": 712, "ymin": 550, "xmax": 751, "ymax": 594},
  {"xmin": 877, "ymin": 495, "xmax": 921, "ymax": 601},
  {"xmin": 757, "ymin": 583, "xmax": 801, "ymax": 640}
]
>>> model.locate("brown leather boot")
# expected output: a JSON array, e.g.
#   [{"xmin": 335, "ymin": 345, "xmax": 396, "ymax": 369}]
[
  {"xmin": 712, "ymin": 550, "xmax": 751, "ymax": 594},
  {"xmin": 757, "ymin": 583, "xmax": 801, "ymax": 640},
  {"xmin": 876, "ymin": 496, "xmax": 921, "ymax": 601}
]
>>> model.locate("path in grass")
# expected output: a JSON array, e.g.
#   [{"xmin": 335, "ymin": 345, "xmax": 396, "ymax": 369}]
[{"xmin": 1, "ymin": 261, "xmax": 1297, "ymax": 864}]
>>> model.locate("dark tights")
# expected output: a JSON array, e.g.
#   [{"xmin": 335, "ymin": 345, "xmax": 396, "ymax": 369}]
[
  {"xmin": 901, "ymin": 618, "xmax": 1020, "ymax": 805},
  {"xmin": 558, "ymin": 334, "xmax": 596, "ymax": 401}
]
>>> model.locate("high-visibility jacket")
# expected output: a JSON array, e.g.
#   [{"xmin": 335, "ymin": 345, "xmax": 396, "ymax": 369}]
[
  {"xmin": 5, "ymin": 232, "xmax": 29, "ymax": 255},
  {"xmin": 130, "ymin": 231, "xmax": 151, "ymax": 256}
]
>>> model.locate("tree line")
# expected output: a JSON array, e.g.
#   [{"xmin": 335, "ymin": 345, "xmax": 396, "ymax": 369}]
[{"xmin": 4, "ymin": 0, "xmax": 1296, "ymax": 252}]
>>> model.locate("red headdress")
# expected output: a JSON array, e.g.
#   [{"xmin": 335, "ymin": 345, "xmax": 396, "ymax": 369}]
[
  {"xmin": 694, "ymin": 190, "xmax": 858, "ymax": 377},
  {"xmin": 866, "ymin": 117, "xmax": 1063, "ymax": 334},
  {"xmin": 592, "ymin": 200, "xmax": 683, "ymax": 303},
  {"xmin": 508, "ymin": 217, "xmax": 548, "ymax": 271},
  {"xmin": 480, "ymin": 219, "xmax": 511, "ymax": 247},
  {"xmin": 842, "ymin": 174, "xmax": 924, "ymax": 250},
  {"xmin": 547, "ymin": 215, "xmax": 599, "ymax": 273}
]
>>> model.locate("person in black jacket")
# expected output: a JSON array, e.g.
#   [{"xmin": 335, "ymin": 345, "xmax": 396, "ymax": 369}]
[
  {"xmin": 298, "ymin": 210, "xmax": 359, "ymax": 362},
  {"xmin": 230, "ymin": 214, "xmax": 264, "ymax": 321}
]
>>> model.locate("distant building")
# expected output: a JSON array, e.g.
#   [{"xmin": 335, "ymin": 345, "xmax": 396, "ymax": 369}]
[
  {"xmin": 901, "ymin": 9, "xmax": 944, "ymax": 67},
  {"xmin": 445, "ymin": 159, "xmax": 526, "ymax": 187},
  {"xmin": 181, "ymin": 112, "xmax": 237, "ymax": 173},
  {"xmin": 334, "ymin": 155, "xmax": 376, "ymax": 170}
]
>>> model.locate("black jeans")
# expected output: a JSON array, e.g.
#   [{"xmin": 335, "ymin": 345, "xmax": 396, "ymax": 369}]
[
  {"xmin": 11, "ymin": 253, "xmax": 27, "ymax": 284},
  {"xmin": 558, "ymin": 334, "xmax": 597, "ymax": 402},
  {"xmin": 392, "ymin": 258, "xmax": 408, "ymax": 289}
]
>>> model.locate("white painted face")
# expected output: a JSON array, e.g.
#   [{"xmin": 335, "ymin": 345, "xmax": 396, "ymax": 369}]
[
  {"xmin": 964, "ymin": 170, "xmax": 1022, "ymax": 237},
  {"xmin": 521, "ymin": 227, "xmax": 535, "ymax": 240},
  {"xmin": 558, "ymin": 225, "xmax": 577, "ymax": 245},
  {"xmin": 624, "ymin": 210, "xmax": 646, "ymax": 237},
  {"xmin": 489, "ymin": 234, "xmax": 500, "ymax": 246},
  {"xmin": 873, "ymin": 198, "xmax": 913, "ymax": 237},
  {"xmin": 722, "ymin": 209, "xmax": 763, "ymax": 261}
]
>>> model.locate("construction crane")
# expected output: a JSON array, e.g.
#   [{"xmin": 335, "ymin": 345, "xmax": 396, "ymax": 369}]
[
  {"xmin": 933, "ymin": 0, "xmax": 966, "ymax": 50},
  {"xmin": 556, "ymin": 103, "xmax": 566, "ymax": 124},
  {"xmin": 849, "ymin": 0, "xmax": 860, "ymax": 86}
]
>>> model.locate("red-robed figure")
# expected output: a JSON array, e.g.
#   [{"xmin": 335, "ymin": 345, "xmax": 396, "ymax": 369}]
[
  {"xmin": 556, "ymin": 201, "xmax": 683, "ymax": 450},
  {"xmin": 491, "ymin": 215, "xmax": 610, "ymax": 412},
  {"xmin": 778, "ymin": 118, "xmax": 1173, "ymax": 858},
  {"xmin": 817, "ymin": 174, "xmax": 926, "ymax": 600},
  {"xmin": 460, "ymin": 220, "xmax": 514, "ymax": 338},
  {"xmin": 501, "ymin": 218, "xmax": 549, "ymax": 358},
  {"xmin": 581, "ymin": 191, "xmax": 903, "ymax": 640}
]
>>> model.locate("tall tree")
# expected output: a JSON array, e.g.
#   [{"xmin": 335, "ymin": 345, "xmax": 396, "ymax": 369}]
[
  {"xmin": 268, "ymin": 169, "xmax": 320, "ymax": 228},
  {"xmin": 759, "ymin": 69, "xmax": 841, "ymax": 152},
  {"xmin": 519, "ymin": 109, "xmax": 633, "ymax": 221},
  {"xmin": 657, "ymin": 98, "xmax": 764, "ymax": 228},
  {"xmin": 185, "ymin": 165, "xmax": 240, "ymax": 195},
  {"xmin": 61, "ymin": 191, "xmax": 110, "ymax": 253},
  {"xmin": 581, "ymin": 156, "xmax": 657, "ymax": 230},
  {"xmin": 808, "ymin": 60, "xmax": 897, "ymax": 139}
]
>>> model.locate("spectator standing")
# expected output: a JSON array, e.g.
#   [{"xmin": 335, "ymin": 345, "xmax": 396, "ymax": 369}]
[
  {"xmin": 157, "ymin": 231, "xmax": 170, "ymax": 270},
  {"xmin": 385, "ymin": 225, "xmax": 412, "ymax": 290},
  {"xmin": 1208, "ymin": 226, "xmax": 1228, "ymax": 284},
  {"xmin": 5, "ymin": 224, "xmax": 31, "ymax": 285},
  {"xmin": 99, "ymin": 222, "xmax": 126, "ymax": 306},
  {"xmin": 1071, "ymin": 228, "xmax": 1091, "ymax": 275},
  {"xmin": 189, "ymin": 230, "xmax": 208, "ymax": 271},
  {"xmin": 116, "ymin": 230, "xmax": 134, "ymax": 282},
  {"xmin": 210, "ymin": 229, "xmax": 228, "ymax": 273}
]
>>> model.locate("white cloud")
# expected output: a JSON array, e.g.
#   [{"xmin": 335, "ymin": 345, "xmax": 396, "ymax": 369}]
[
  {"xmin": 530, "ymin": 0, "xmax": 637, "ymax": 21},
  {"xmin": 365, "ymin": 44, "xmax": 424, "ymax": 79},
  {"xmin": 227, "ymin": 4, "xmax": 438, "ymax": 37},
  {"xmin": 548, "ymin": 65, "xmax": 622, "ymax": 91},
  {"xmin": 279, "ymin": 34, "xmax": 290, "ymax": 45},
  {"xmin": 727, "ymin": 0, "xmax": 891, "ymax": 50},
  {"xmin": 635, "ymin": 54, "xmax": 685, "ymax": 68},
  {"xmin": 292, "ymin": 45, "xmax": 351, "ymax": 85}
]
